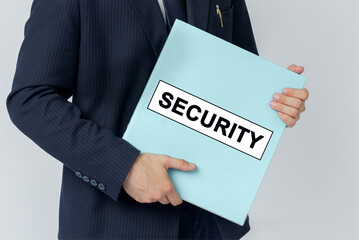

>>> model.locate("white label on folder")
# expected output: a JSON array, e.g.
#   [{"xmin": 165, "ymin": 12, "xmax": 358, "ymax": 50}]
[{"xmin": 148, "ymin": 81, "xmax": 273, "ymax": 160}]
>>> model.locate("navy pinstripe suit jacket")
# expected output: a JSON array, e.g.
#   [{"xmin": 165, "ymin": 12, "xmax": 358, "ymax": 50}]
[{"xmin": 6, "ymin": 0, "xmax": 258, "ymax": 239}]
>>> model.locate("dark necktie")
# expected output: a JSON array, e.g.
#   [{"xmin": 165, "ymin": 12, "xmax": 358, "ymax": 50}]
[{"xmin": 163, "ymin": 0, "xmax": 187, "ymax": 31}]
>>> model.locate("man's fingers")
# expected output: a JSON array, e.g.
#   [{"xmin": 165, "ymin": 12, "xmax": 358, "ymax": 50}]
[
  {"xmin": 163, "ymin": 173, "xmax": 183, "ymax": 206},
  {"xmin": 273, "ymin": 93, "xmax": 303, "ymax": 110},
  {"xmin": 299, "ymin": 103, "xmax": 306, "ymax": 113},
  {"xmin": 164, "ymin": 156, "xmax": 196, "ymax": 171},
  {"xmin": 159, "ymin": 155, "xmax": 191, "ymax": 206},
  {"xmin": 278, "ymin": 112, "xmax": 297, "ymax": 128},
  {"xmin": 159, "ymin": 196, "xmax": 170, "ymax": 205},
  {"xmin": 270, "ymin": 101, "xmax": 300, "ymax": 120},
  {"xmin": 287, "ymin": 64, "xmax": 304, "ymax": 74},
  {"xmin": 166, "ymin": 187, "xmax": 183, "ymax": 206},
  {"xmin": 282, "ymin": 88, "xmax": 309, "ymax": 102}
]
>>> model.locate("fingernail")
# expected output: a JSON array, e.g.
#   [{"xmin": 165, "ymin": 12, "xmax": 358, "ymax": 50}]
[
  {"xmin": 273, "ymin": 94, "xmax": 280, "ymax": 101},
  {"xmin": 283, "ymin": 89, "xmax": 288, "ymax": 95},
  {"xmin": 189, "ymin": 163, "xmax": 196, "ymax": 168},
  {"xmin": 270, "ymin": 101, "xmax": 277, "ymax": 107}
]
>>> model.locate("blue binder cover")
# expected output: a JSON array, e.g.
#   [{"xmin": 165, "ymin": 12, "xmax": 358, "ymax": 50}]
[{"xmin": 123, "ymin": 20, "xmax": 306, "ymax": 225}]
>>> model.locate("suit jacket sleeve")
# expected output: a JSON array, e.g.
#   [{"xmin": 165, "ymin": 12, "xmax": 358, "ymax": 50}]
[{"xmin": 6, "ymin": 0, "xmax": 140, "ymax": 202}]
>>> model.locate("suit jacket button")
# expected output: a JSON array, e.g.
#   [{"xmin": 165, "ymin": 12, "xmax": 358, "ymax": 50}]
[
  {"xmin": 98, "ymin": 183, "xmax": 106, "ymax": 191},
  {"xmin": 75, "ymin": 172, "xmax": 82, "ymax": 178},
  {"xmin": 90, "ymin": 179, "xmax": 97, "ymax": 187},
  {"xmin": 82, "ymin": 176, "xmax": 90, "ymax": 182}
]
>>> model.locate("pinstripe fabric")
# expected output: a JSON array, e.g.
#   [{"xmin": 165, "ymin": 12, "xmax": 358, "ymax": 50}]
[{"xmin": 6, "ymin": 0, "xmax": 258, "ymax": 239}]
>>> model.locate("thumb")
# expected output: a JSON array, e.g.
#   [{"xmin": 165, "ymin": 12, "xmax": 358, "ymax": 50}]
[{"xmin": 165, "ymin": 157, "xmax": 196, "ymax": 171}]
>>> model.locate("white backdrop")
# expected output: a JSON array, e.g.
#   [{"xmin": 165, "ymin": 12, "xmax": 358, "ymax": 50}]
[{"xmin": 0, "ymin": 1, "xmax": 358, "ymax": 239}]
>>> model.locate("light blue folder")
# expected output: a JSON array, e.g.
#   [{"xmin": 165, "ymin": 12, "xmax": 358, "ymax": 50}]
[{"xmin": 123, "ymin": 20, "xmax": 306, "ymax": 225}]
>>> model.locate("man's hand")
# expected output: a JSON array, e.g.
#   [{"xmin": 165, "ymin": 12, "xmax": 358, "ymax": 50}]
[
  {"xmin": 123, "ymin": 153, "xmax": 196, "ymax": 206},
  {"xmin": 270, "ymin": 64, "xmax": 309, "ymax": 127}
]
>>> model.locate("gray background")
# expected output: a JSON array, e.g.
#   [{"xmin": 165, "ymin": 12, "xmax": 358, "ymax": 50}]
[{"xmin": 0, "ymin": 0, "xmax": 358, "ymax": 239}]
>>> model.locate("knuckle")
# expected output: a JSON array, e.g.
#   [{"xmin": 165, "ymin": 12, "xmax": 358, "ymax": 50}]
[
  {"xmin": 177, "ymin": 159, "xmax": 187, "ymax": 167},
  {"xmin": 163, "ymin": 184, "xmax": 173, "ymax": 193},
  {"xmin": 149, "ymin": 188, "xmax": 162, "ymax": 201},
  {"xmin": 152, "ymin": 193, "xmax": 162, "ymax": 201},
  {"xmin": 288, "ymin": 119, "xmax": 296, "ymax": 127},
  {"xmin": 295, "ymin": 100, "xmax": 303, "ymax": 109},
  {"xmin": 162, "ymin": 155, "xmax": 172, "ymax": 165},
  {"xmin": 304, "ymin": 88, "xmax": 309, "ymax": 99},
  {"xmin": 281, "ymin": 114, "xmax": 290, "ymax": 126},
  {"xmin": 137, "ymin": 198, "xmax": 146, "ymax": 204},
  {"xmin": 283, "ymin": 97, "xmax": 291, "ymax": 105},
  {"xmin": 291, "ymin": 108, "xmax": 299, "ymax": 117},
  {"xmin": 275, "ymin": 103, "xmax": 283, "ymax": 111},
  {"xmin": 179, "ymin": 159, "xmax": 187, "ymax": 166},
  {"xmin": 280, "ymin": 113, "xmax": 289, "ymax": 122},
  {"xmin": 163, "ymin": 154, "xmax": 171, "ymax": 161}
]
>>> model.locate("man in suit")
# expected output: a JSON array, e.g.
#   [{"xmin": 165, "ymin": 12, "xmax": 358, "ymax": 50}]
[{"xmin": 6, "ymin": 0, "xmax": 309, "ymax": 239}]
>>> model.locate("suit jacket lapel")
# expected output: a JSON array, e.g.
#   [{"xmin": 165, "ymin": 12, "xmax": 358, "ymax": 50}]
[
  {"xmin": 130, "ymin": 0, "xmax": 211, "ymax": 58},
  {"xmin": 130, "ymin": 0, "xmax": 168, "ymax": 58}
]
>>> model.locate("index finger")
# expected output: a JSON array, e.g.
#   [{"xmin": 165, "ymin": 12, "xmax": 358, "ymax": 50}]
[{"xmin": 282, "ymin": 88, "xmax": 309, "ymax": 101}]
